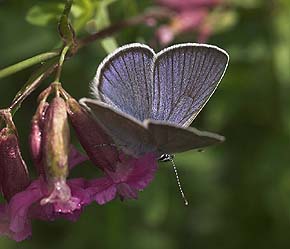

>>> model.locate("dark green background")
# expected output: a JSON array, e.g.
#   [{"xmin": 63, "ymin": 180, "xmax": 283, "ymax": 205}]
[{"xmin": 1, "ymin": 0, "xmax": 290, "ymax": 248}]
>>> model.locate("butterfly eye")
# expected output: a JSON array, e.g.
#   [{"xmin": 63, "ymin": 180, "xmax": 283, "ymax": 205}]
[{"xmin": 158, "ymin": 153, "xmax": 173, "ymax": 162}]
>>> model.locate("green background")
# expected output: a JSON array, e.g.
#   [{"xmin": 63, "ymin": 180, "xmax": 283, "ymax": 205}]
[{"xmin": 1, "ymin": 0, "xmax": 290, "ymax": 248}]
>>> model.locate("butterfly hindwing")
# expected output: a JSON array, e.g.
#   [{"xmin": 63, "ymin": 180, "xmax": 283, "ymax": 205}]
[
  {"xmin": 80, "ymin": 98, "xmax": 155, "ymax": 156},
  {"xmin": 147, "ymin": 120, "xmax": 225, "ymax": 155}
]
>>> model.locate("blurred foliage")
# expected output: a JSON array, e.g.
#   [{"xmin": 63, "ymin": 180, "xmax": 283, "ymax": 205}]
[{"xmin": 1, "ymin": 0, "xmax": 290, "ymax": 248}]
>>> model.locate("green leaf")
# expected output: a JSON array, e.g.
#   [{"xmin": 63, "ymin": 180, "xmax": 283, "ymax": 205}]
[
  {"xmin": 26, "ymin": 3, "xmax": 64, "ymax": 27},
  {"xmin": 72, "ymin": 0, "xmax": 95, "ymax": 32},
  {"xmin": 228, "ymin": 0, "xmax": 263, "ymax": 8},
  {"xmin": 100, "ymin": 38, "xmax": 118, "ymax": 54},
  {"xmin": 87, "ymin": 0, "xmax": 118, "ymax": 53},
  {"xmin": 209, "ymin": 9, "xmax": 238, "ymax": 34},
  {"xmin": 25, "ymin": 0, "xmax": 94, "ymax": 31}
]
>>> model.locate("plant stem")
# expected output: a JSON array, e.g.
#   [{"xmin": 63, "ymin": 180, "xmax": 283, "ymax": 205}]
[
  {"xmin": 3, "ymin": 7, "xmax": 172, "ymax": 116},
  {"xmin": 55, "ymin": 45, "xmax": 70, "ymax": 82},
  {"xmin": 63, "ymin": 0, "xmax": 73, "ymax": 16},
  {"xmin": 0, "ymin": 51, "xmax": 59, "ymax": 79},
  {"xmin": 76, "ymin": 8, "xmax": 173, "ymax": 50},
  {"xmin": 9, "ymin": 58, "xmax": 59, "ymax": 116}
]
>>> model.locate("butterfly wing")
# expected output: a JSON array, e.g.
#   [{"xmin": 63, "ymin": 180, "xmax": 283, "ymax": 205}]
[
  {"xmin": 80, "ymin": 98, "xmax": 156, "ymax": 157},
  {"xmin": 151, "ymin": 43, "xmax": 229, "ymax": 127},
  {"xmin": 91, "ymin": 43, "xmax": 155, "ymax": 122},
  {"xmin": 146, "ymin": 120, "xmax": 224, "ymax": 155}
]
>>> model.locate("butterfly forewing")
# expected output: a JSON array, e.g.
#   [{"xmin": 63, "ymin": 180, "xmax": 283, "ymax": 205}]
[
  {"xmin": 151, "ymin": 44, "xmax": 229, "ymax": 127},
  {"xmin": 92, "ymin": 44, "xmax": 155, "ymax": 122},
  {"xmin": 147, "ymin": 120, "xmax": 225, "ymax": 155}
]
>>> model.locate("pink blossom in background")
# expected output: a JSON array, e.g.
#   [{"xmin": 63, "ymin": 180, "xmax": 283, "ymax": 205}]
[
  {"xmin": 155, "ymin": 0, "xmax": 223, "ymax": 44},
  {"xmin": 157, "ymin": 0, "xmax": 222, "ymax": 10}
]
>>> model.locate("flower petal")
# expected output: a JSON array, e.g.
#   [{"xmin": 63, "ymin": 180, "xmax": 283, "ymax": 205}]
[
  {"xmin": 86, "ymin": 178, "xmax": 117, "ymax": 205},
  {"xmin": 68, "ymin": 145, "xmax": 88, "ymax": 169}
]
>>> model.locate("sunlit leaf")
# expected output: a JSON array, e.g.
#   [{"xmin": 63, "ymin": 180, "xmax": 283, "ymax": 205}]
[
  {"xmin": 228, "ymin": 0, "xmax": 263, "ymax": 8},
  {"xmin": 88, "ymin": 0, "xmax": 118, "ymax": 53},
  {"xmin": 25, "ymin": 3, "xmax": 64, "ymax": 27},
  {"xmin": 72, "ymin": 0, "xmax": 95, "ymax": 32},
  {"xmin": 208, "ymin": 9, "xmax": 238, "ymax": 34}
]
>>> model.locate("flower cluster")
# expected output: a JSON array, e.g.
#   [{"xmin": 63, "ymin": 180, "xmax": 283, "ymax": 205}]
[
  {"xmin": 155, "ymin": 0, "xmax": 224, "ymax": 44},
  {"xmin": 0, "ymin": 84, "xmax": 158, "ymax": 241}
]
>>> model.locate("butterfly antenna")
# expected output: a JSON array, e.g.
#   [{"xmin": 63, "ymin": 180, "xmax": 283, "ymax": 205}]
[{"xmin": 170, "ymin": 158, "xmax": 189, "ymax": 206}]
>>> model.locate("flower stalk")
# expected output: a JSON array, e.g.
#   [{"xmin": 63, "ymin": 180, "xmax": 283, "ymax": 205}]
[{"xmin": 0, "ymin": 51, "xmax": 59, "ymax": 79}]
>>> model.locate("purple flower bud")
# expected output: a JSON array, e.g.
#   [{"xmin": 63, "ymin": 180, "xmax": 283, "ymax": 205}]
[
  {"xmin": 42, "ymin": 97, "xmax": 70, "ymax": 180},
  {"xmin": 66, "ymin": 97, "xmax": 119, "ymax": 171},
  {"xmin": 41, "ymin": 97, "xmax": 81, "ymax": 213},
  {"xmin": 0, "ymin": 128, "xmax": 30, "ymax": 201},
  {"xmin": 29, "ymin": 101, "xmax": 49, "ymax": 175}
]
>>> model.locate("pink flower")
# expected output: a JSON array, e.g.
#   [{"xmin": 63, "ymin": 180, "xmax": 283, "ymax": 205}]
[
  {"xmin": 28, "ymin": 96, "xmax": 85, "ymax": 215},
  {"xmin": 155, "ymin": 0, "xmax": 223, "ymax": 44},
  {"xmin": 87, "ymin": 153, "xmax": 158, "ymax": 204},
  {"xmin": 0, "ymin": 100, "xmax": 89, "ymax": 241},
  {"xmin": 0, "ymin": 175, "xmax": 90, "ymax": 242},
  {"xmin": 0, "ymin": 120, "xmax": 33, "ymax": 241},
  {"xmin": 66, "ymin": 98, "xmax": 158, "ymax": 205},
  {"xmin": 157, "ymin": 0, "xmax": 222, "ymax": 10},
  {"xmin": 0, "ymin": 147, "xmax": 89, "ymax": 242}
]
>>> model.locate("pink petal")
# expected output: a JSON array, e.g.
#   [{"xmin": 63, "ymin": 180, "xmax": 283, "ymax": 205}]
[
  {"xmin": 86, "ymin": 178, "xmax": 117, "ymax": 205},
  {"xmin": 87, "ymin": 153, "xmax": 158, "ymax": 203},
  {"xmin": 68, "ymin": 145, "xmax": 88, "ymax": 169},
  {"xmin": 156, "ymin": 25, "xmax": 175, "ymax": 45},
  {"xmin": 126, "ymin": 153, "xmax": 158, "ymax": 190},
  {"xmin": 8, "ymin": 179, "xmax": 43, "ymax": 233},
  {"xmin": 117, "ymin": 183, "xmax": 138, "ymax": 200},
  {"xmin": 0, "ymin": 203, "xmax": 32, "ymax": 242}
]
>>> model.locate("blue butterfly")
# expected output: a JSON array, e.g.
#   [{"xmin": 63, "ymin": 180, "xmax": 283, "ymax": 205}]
[{"xmin": 80, "ymin": 43, "xmax": 229, "ymax": 159}]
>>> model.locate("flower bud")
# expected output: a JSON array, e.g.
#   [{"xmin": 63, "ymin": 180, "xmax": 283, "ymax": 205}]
[
  {"xmin": 0, "ymin": 128, "xmax": 30, "ymax": 201},
  {"xmin": 42, "ymin": 97, "xmax": 70, "ymax": 180},
  {"xmin": 29, "ymin": 101, "xmax": 49, "ymax": 175},
  {"xmin": 66, "ymin": 97, "xmax": 119, "ymax": 171},
  {"xmin": 40, "ymin": 97, "xmax": 81, "ymax": 212}
]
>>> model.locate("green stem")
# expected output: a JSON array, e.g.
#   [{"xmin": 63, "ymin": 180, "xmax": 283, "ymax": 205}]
[
  {"xmin": 59, "ymin": 0, "xmax": 75, "ymax": 45},
  {"xmin": 3, "ymin": 7, "xmax": 172, "ymax": 116},
  {"xmin": 0, "ymin": 51, "xmax": 59, "ymax": 79},
  {"xmin": 9, "ymin": 58, "xmax": 59, "ymax": 116},
  {"xmin": 55, "ymin": 45, "xmax": 70, "ymax": 82},
  {"xmin": 63, "ymin": 0, "xmax": 73, "ymax": 16},
  {"xmin": 76, "ymin": 8, "xmax": 173, "ymax": 49}
]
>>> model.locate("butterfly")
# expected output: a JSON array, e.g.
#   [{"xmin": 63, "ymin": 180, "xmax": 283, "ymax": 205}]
[{"xmin": 80, "ymin": 43, "xmax": 229, "ymax": 159}]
